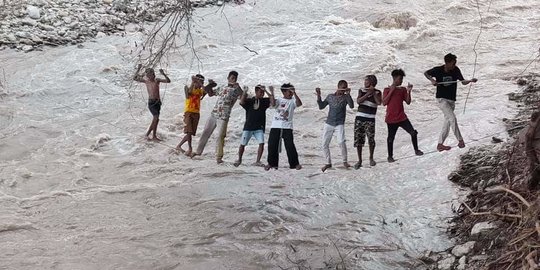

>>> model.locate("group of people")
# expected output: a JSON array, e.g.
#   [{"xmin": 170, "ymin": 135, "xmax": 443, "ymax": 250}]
[{"xmin": 134, "ymin": 53, "xmax": 478, "ymax": 172}]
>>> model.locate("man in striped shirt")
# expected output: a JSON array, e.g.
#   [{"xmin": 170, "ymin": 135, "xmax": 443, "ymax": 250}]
[{"xmin": 354, "ymin": 75, "xmax": 382, "ymax": 169}]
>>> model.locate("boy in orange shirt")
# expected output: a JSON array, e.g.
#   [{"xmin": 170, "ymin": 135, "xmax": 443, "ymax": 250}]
[{"xmin": 176, "ymin": 74, "xmax": 216, "ymax": 155}]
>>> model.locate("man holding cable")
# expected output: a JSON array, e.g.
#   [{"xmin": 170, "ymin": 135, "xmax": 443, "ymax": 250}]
[{"xmin": 424, "ymin": 53, "xmax": 478, "ymax": 152}]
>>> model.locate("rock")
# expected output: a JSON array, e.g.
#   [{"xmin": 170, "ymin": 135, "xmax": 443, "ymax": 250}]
[
  {"xmin": 470, "ymin": 255, "xmax": 489, "ymax": 262},
  {"xmin": 63, "ymin": 17, "xmax": 72, "ymax": 24},
  {"xmin": 457, "ymin": 256, "xmax": 467, "ymax": 270},
  {"xmin": 22, "ymin": 45, "xmax": 34, "ymax": 52},
  {"xmin": 96, "ymin": 32, "xmax": 106, "ymax": 38},
  {"xmin": 451, "ymin": 241, "xmax": 476, "ymax": 257},
  {"xmin": 27, "ymin": 5, "xmax": 41, "ymax": 20},
  {"xmin": 438, "ymin": 255, "xmax": 456, "ymax": 270},
  {"xmin": 15, "ymin": 31, "xmax": 31, "ymax": 39},
  {"xmin": 38, "ymin": 23, "xmax": 55, "ymax": 31},
  {"xmin": 20, "ymin": 18, "xmax": 38, "ymax": 27},
  {"xmin": 6, "ymin": 34, "xmax": 17, "ymax": 42},
  {"xmin": 471, "ymin": 221, "xmax": 497, "ymax": 235}
]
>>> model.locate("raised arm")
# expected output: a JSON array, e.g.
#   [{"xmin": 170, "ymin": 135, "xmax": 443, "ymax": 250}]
[
  {"xmin": 133, "ymin": 64, "xmax": 145, "ymax": 82},
  {"xmin": 405, "ymin": 83, "xmax": 413, "ymax": 105},
  {"xmin": 382, "ymin": 87, "xmax": 395, "ymax": 106},
  {"xmin": 204, "ymin": 79, "xmax": 217, "ymax": 97},
  {"xmin": 373, "ymin": 90, "xmax": 382, "ymax": 105},
  {"xmin": 239, "ymin": 86, "xmax": 248, "ymax": 105},
  {"xmin": 157, "ymin": 69, "xmax": 171, "ymax": 83},
  {"xmin": 316, "ymin": 88, "xmax": 328, "ymax": 109},
  {"xmin": 345, "ymin": 89, "xmax": 354, "ymax": 109},
  {"xmin": 424, "ymin": 70, "xmax": 437, "ymax": 86},
  {"xmin": 293, "ymin": 89, "xmax": 302, "ymax": 107},
  {"xmin": 267, "ymin": 86, "xmax": 276, "ymax": 107}
]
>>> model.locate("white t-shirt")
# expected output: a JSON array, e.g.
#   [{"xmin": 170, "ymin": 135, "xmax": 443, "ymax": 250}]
[{"xmin": 270, "ymin": 97, "xmax": 297, "ymax": 129}]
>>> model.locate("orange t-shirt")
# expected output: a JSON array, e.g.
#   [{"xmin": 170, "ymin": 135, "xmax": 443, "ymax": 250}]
[{"xmin": 184, "ymin": 88, "xmax": 204, "ymax": 113}]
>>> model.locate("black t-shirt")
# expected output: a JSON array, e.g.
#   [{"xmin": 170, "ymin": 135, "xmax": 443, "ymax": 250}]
[
  {"xmin": 426, "ymin": 65, "xmax": 465, "ymax": 101},
  {"xmin": 241, "ymin": 97, "xmax": 271, "ymax": 131}
]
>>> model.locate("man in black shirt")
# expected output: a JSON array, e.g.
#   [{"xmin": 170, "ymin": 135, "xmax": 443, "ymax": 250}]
[
  {"xmin": 234, "ymin": 85, "xmax": 275, "ymax": 167},
  {"xmin": 424, "ymin": 53, "xmax": 477, "ymax": 152}
]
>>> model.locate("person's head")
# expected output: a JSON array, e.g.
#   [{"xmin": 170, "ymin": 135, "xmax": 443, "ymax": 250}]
[
  {"xmin": 391, "ymin": 69, "xmax": 406, "ymax": 86},
  {"xmin": 145, "ymin": 68, "xmax": 155, "ymax": 80},
  {"xmin": 336, "ymin": 80, "xmax": 348, "ymax": 95},
  {"xmin": 193, "ymin": 74, "xmax": 205, "ymax": 88},
  {"xmin": 254, "ymin": 84, "xmax": 265, "ymax": 98},
  {"xmin": 281, "ymin": 83, "xmax": 295, "ymax": 99},
  {"xmin": 227, "ymin": 71, "xmax": 239, "ymax": 84},
  {"xmin": 444, "ymin": 53, "xmax": 457, "ymax": 70},
  {"xmin": 364, "ymin": 75, "xmax": 377, "ymax": 88}
]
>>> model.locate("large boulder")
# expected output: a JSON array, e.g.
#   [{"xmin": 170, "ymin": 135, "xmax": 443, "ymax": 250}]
[{"xmin": 27, "ymin": 5, "xmax": 41, "ymax": 20}]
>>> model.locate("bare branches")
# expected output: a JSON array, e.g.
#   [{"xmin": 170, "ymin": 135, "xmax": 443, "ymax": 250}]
[{"xmin": 137, "ymin": 0, "xmax": 195, "ymax": 68}]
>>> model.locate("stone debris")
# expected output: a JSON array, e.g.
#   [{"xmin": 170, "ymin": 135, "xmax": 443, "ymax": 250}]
[{"xmin": 0, "ymin": 0, "xmax": 240, "ymax": 52}]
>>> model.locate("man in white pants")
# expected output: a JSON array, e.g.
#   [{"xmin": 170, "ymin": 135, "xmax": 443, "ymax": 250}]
[
  {"xmin": 424, "ymin": 53, "xmax": 477, "ymax": 152},
  {"xmin": 316, "ymin": 80, "xmax": 354, "ymax": 172},
  {"xmin": 191, "ymin": 71, "xmax": 244, "ymax": 163}
]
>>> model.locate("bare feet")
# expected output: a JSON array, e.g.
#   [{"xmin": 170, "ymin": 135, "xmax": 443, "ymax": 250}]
[
  {"xmin": 458, "ymin": 140, "xmax": 465, "ymax": 148},
  {"xmin": 437, "ymin": 143, "xmax": 451, "ymax": 152},
  {"xmin": 387, "ymin": 157, "xmax": 395, "ymax": 163},
  {"xmin": 253, "ymin": 161, "xmax": 264, "ymax": 167},
  {"xmin": 354, "ymin": 162, "xmax": 362, "ymax": 170},
  {"xmin": 321, "ymin": 164, "xmax": 332, "ymax": 172},
  {"xmin": 184, "ymin": 150, "xmax": 192, "ymax": 156},
  {"xmin": 415, "ymin": 150, "xmax": 424, "ymax": 156},
  {"xmin": 343, "ymin": 162, "xmax": 351, "ymax": 169},
  {"xmin": 369, "ymin": 159, "xmax": 376, "ymax": 166},
  {"xmin": 295, "ymin": 164, "xmax": 302, "ymax": 170},
  {"xmin": 152, "ymin": 137, "xmax": 162, "ymax": 142},
  {"xmin": 264, "ymin": 164, "xmax": 277, "ymax": 171},
  {"xmin": 233, "ymin": 160, "xmax": 241, "ymax": 167},
  {"xmin": 189, "ymin": 152, "xmax": 200, "ymax": 158},
  {"xmin": 176, "ymin": 146, "xmax": 186, "ymax": 153}
]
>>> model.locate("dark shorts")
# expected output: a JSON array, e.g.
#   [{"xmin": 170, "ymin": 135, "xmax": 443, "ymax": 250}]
[
  {"xmin": 354, "ymin": 117, "xmax": 376, "ymax": 147},
  {"xmin": 183, "ymin": 112, "xmax": 200, "ymax": 135},
  {"xmin": 148, "ymin": 99, "xmax": 161, "ymax": 116}
]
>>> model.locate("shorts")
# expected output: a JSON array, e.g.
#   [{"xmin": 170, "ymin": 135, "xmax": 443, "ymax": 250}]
[
  {"xmin": 148, "ymin": 99, "xmax": 161, "ymax": 116},
  {"xmin": 183, "ymin": 112, "xmax": 200, "ymax": 135},
  {"xmin": 354, "ymin": 117, "xmax": 376, "ymax": 147},
  {"xmin": 241, "ymin": 129, "xmax": 264, "ymax": 146}
]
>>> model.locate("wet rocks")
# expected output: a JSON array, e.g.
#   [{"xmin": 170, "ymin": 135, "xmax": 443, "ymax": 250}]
[
  {"xmin": 0, "ymin": 0, "xmax": 241, "ymax": 52},
  {"xmin": 470, "ymin": 221, "xmax": 497, "ymax": 235},
  {"xmin": 451, "ymin": 241, "xmax": 475, "ymax": 257},
  {"xmin": 437, "ymin": 255, "xmax": 455, "ymax": 270}
]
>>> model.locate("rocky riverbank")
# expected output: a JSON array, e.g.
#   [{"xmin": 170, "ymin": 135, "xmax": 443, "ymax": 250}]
[
  {"xmin": 421, "ymin": 74, "xmax": 540, "ymax": 270},
  {"xmin": 0, "ymin": 0, "xmax": 242, "ymax": 52}
]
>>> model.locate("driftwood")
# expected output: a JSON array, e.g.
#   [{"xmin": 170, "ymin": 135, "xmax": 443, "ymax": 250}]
[{"xmin": 525, "ymin": 111, "xmax": 540, "ymax": 189}]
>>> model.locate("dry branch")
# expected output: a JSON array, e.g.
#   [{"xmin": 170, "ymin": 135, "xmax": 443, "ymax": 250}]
[{"xmin": 486, "ymin": 186, "xmax": 531, "ymax": 207}]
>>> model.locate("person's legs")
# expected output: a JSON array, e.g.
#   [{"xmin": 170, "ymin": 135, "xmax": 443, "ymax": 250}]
[
  {"xmin": 437, "ymin": 98, "xmax": 461, "ymax": 150},
  {"xmin": 194, "ymin": 116, "xmax": 217, "ymax": 156},
  {"xmin": 321, "ymin": 124, "xmax": 334, "ymax": 171},
  {"xmin": 365, "ymin": 120, "xmax": 376, "ymax": 166},
  {"xmin": 400, "ymin": 119, "xmax": 423, "ymax": 155},
  {"xmin": 215, "ymin": 119, "xmax": 229, "ymax": 163},
  {"xmin": 235, "ymin": 130, "xmax": 253, "ymax": 167},
  {"xmin": 387, "ymin": 123, "xmax": 399, "ymax": 162},
  {"xmin": 354, "ymin": 118, "xmax": 365, "ymax": 169},
  {"xmin": 254, "ymin": 129, "xmax": 265, "ymax": 165},
  {"xmin": 178, "ymin": 112, "xmax": 198, "ymax": 154},
  {"xmin": 336, "ymin": 124, "xmax": 349, "ymax": 168},
  {"xmin": 266, "ymin": 128, "xmax": 281, "ymax": 169},
  {"xmin": 282, "ymin": 129, "xmax": 300, "ymax": 169}
]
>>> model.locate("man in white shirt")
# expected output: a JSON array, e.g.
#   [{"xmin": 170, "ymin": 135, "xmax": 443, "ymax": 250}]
[{"xmin": 265, "ymin": 83, "xmax": 303, "ymax": 170}]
